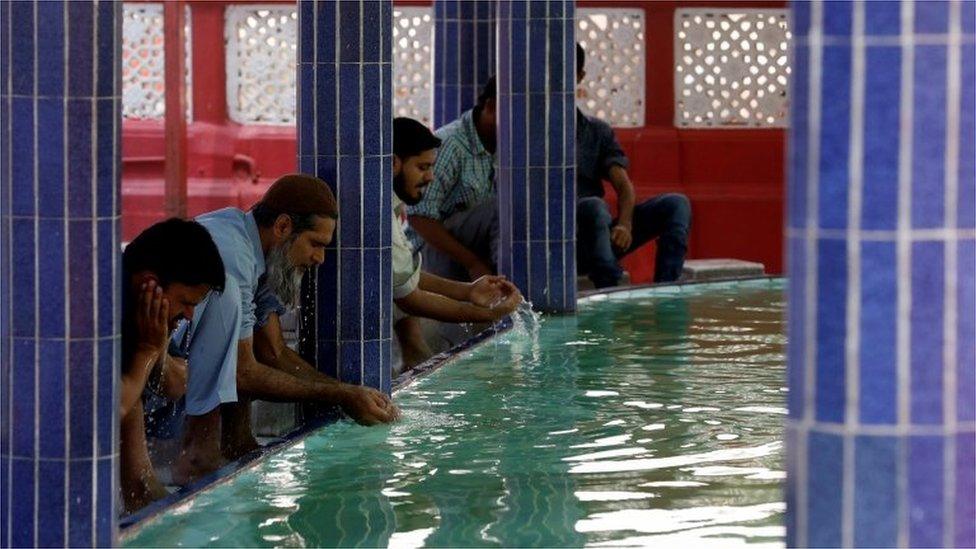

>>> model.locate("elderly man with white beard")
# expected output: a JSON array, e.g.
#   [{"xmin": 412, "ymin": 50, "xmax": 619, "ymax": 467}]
[{"xmin": 169, "ymin": 174, "xmax": 399, "ymax": 484}]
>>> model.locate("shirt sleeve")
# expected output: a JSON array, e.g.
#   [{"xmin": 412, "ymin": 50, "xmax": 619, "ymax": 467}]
[
  {"xmin": 218, "ymin": 251, "xmax": 258, "ymax": 340},
  {"xmin": 392, "ymin": 218, "xmax": 421, "ymax": 299},
  {"xmin": 407, "ymin": 139, "xmax": 459, "ymax": 220},
  {"xmin": 254, "ymin": 280, "xmax": 288, "ymax": 329},
  {"xmin": 597, "ymin": 119, "xmax": 630, "ymax": 177}
]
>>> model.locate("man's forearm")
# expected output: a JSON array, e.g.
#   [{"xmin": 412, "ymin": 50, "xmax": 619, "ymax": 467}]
[
  {"xmin": 396, "ymin": 289, "xmax": 495, "ymax": 323},
  {"xmin": 418, "ymin": 271, "xmax": 471, "ymax": 302},
  {"xmin": 120, "ymin": 349, "xmax": 157, "ymax": 418},
  {"xmin": 237, "ymin": 357, "xmax": 348, "ymax": 403},
  {"xmin": 408, "ymin": 215, "xmax": 485, "ymax": 269},
  {"xmin": 608, "ymin": 165, "xmax": 636, "ymax": 227}
]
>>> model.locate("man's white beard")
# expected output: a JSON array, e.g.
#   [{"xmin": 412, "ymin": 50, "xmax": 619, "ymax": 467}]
[{"xmin": 266, "ymin": 238, "xmax": 305, "ymax": 309}]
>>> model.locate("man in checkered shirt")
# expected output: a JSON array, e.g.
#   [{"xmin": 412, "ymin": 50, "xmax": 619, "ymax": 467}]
[{"xmin": 407, "ymin": 78, "xmax": 500, "ymax": 282}]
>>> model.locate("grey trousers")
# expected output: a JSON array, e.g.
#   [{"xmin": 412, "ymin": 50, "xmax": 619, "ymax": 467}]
[{"xmin": 419, "ymin": 199, "xmax": 499, "ymax": 281}]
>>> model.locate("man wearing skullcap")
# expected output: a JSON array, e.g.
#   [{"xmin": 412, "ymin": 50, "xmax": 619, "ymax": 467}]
[{"xmin": 170, "ymin": 174, "xmax": 399, "ymax": 485}]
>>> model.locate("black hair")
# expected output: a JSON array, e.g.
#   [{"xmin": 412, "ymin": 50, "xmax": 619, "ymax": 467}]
[
  {"xmin": 393, "ymin": 117, "xmax": 442, "ymax": 159},
  {"xmin": 576, "ymin": 42, "xmax": 585, "ymax": 75},
  {"xmin": 123, "ymin": 218, "xmax": 225, "ymax": 292},
  {"xmin": 476, "ymin": 75, "xmax": 497, "ymax": 108}
]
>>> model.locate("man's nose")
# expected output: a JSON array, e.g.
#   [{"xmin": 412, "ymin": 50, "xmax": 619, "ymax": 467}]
[{"xmin": 312, "ymin": 249, "xmax": 325, "ymax": 266}]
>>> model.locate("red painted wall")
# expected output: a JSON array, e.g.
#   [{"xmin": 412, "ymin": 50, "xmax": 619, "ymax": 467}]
[{"xmin": 122, "ymin": 0, "xmax": 785, "ymax": 281}]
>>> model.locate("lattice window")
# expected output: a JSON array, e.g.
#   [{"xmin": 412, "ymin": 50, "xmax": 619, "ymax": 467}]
[
  {"xmin": 675, "ymin": 9, "xmax": 792, "ymax": 128},
  {"xmin": 576, "ymin": 9, "xmax": 646, "ymax": 128},
  {"xmin": 393, "ymin": 8, "xmax": 433, "ymax": 126},
  {"xmin": 225, "ymin": 6, "xmax": 298, "ymax": 125},
  {"xmin": 122, "ymin": 3, "xmax": 192, "ymax": 120}
]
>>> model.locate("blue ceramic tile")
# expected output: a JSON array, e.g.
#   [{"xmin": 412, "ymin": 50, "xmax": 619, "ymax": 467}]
[
  {"xmin": 339, "ymin": 249, "xmax": 362, "ymax": 341},
  {"xmin": 380, "ymin": 162, "xmax": 392, "ymax": 246},
  {"xmin": 959, "ymin": 46, "xmax": 975, "ymax": 229},
  {"xmin": 509, "ymin": 241, "xmax": 528, "ymax": 295},
  {"xmin": 0, "ymin": 457, "xmax": 7, "ymax": 544},
  {"xmin": 337, "ymin": 157, "xmax": 362, "ymax": 247},
  {"xmin": 476, "ymin": 22, "xmax": 493, "ymax": 79},
  {"xmin": 96, "ymin": 337, "xmax": 116, "ymax": 456},
  {"xmin": 510, "ymin": 24, "xmax": 527, "ymax": 94},
  {"xmin": 510, "ymin": 0, "xmax": 527, "ymax": 21},
  {"xmin": 96, "ymin": 98, "xmax": 115, "ymax": 217},
  {"xmin": 788, "ymin": 43, "xmax": 809, "ymax": 230},
  {"xmin": 37, "ymin": 219, "xmax": 65, "ymax": 338},
  {"xmin": 95, "ymin": 457, "xmax": 115, "ymax": 547},
  {"xmin": 314, "ymin": 1, "xmax": 336, "ymax": 63},
  {"xmin": 11, "ymin": 97, "xmax": 35, "ymax": 216},
  {"xmin": 958, "ymin": 240, "xmax": 976, "ymax": 422},
  {"xmin": 363, "ymin": 340, "xmax": 381, "ymax": 389},
  {"xmin": 362, "ymin": 252, "xmax": 380, "ymax": 341},
  {"xmin": 460, "ymin": 33, "xmax": 475, "ymax": 88},
  {"xmin": 818, "ymin": 46, "xmax": 852, "ymax": 230},
  {"xmin": 529, "ymin": 0, "xmax": 546, "ymax": 18},
  {"xmin": 10, "ymin": 458, "xmax": 35, "ymax": 546},
  {"xmin": 338, "ymin": 1, "xmax": 360, "ymax": 63},
  {"xmin": 444, "ymin": 0, "xmax": 457, "ymax": 20},
  {"xmin": 459, "ymin": 0, "xmax": 474, "ymax": 21},
  {"xmin": 381, "ymin": 247, "xmax": 391, "ymax": 340},
  {"xmin": 563, "ymin": 28, "xmax": 575, "ymax": 89},
  {"xmin": 298, "ymin": 64, "xmax": 315, "ymax": 157},
  {"xmin": 859, "ymin": 241, "xmax": 897, "ymax": 424},
  {"xmin": 511, "ymin": 97, "xmax": 527, "ymax": 167},
  {"xmin": 964, "ymin": 0, "xmax": 976, "ymax": 33},
  {"xmin": 338, "ymin": 65, "xmax": 361, "ymax": 155},
  {"xmin": 69, "ymin": 220, "xmax": 94, "ymax": 337},
  {"xmin": 362, "ymin": 64, "xmax": 382, "ymax": 156},
  {"xmin": 339, "ymin": 341, "xmax": 363, "ymax": 384},
  {"xmin": 861, "ymin": 47, "xmax": 900, "ymax": 231},
  {"xmin": 477, "ymin": 0, "xmax": 491, "ymax": 20},
  {"xmin": 561, "ymin": 174, "xmax": 575, "ymax": 239},
  {"xmin": 546, "ymin": 168, "xmax": 565, "ymax": 241},
  {"xmin": 548, "ymin": 241, "xmax": 565, "ymax": 310},
  {"xmin": 854, "ymin": 436, "xmax": 899, "ymax": 547},
  {"xmin": 10, "ymin": 0, "xmax": 34, "ymax": 96},
  {"xmin": 563, "ymin": 240, "xmax": 576, "ymax": 309},
  {"xmin": 528, "ymin": 168, "xmax": 546, "ymax": 241},
  {"xmin": 444, "ymin": 25, "xmax": 459, "ymax": 84},
  {"xmin": 97, "ymin": 219, "xmax": 116, "ymax": 337},
  {"xmin": 910, "ymin": 240, "xmax": 944, "ymax": 424},
  {"xmin": 911, "ymin": 46, "xmax": 946, "ymax": 229},
  {"xmin": 528, "ymin": 94, "xmax": 547, "ymax": 166},
  {"xmin": 361, "ymin": 159, "xmax": 382, "ymax": 247},
  {"xmin": 316, "ymin": 255, "xmax": 338, "ymax": 344},
  {"xmin": 511, "ymin": 167, "xmax": 527, "ymax": 243},
  {"xmin": 12, "ymin": 219, "xmax": 36, "ymax": 337},
  {"xmin": 529, "ymin": 241, "xmax": 548, "ymax": 305},
  {"xmin": 908, "ymin": 435, "xmax": 943, "ymax": 547},
  {"xmin": 807, "ymin": 431, "xmax": 843, "ymax": 547},
  {"xmin": 914, "ymin": 1, "xmax": 948, "ymax": 34},
  {"xmin": 547, "ymin": 100, "xmax": 565, "ymax": 167},
  {"xmin": 528, "ymin": 21, "xmax": 546, "ymax": 91},
  {"xmin": 68, "ymin": 340, "xmax": 95, "ymax": 457},
  {"xmin": 823, "ymin": 1, "xmax": 852, "ymax": 37},
  {"xmin": 956, "ymin": 433, "xmax": 976, "ymax": 548},
  {"xmin": 865, "ymin": 1, "xmax": 901, "ymax": 36},
  {"xmin": 550, "ymin": 0, "xmax": 565, "ymax": 19},
  {"xmin": 67, "ymin": 99, "xmax": 93, "ymax": 217},
  {"xmin": 381, "ymin": 2, "xmax": 392, "ymax": 64},
  {"xmin": 95, "ymin": 0, "xmax": 116, "ymax": 98},
  {"xmin": 67, "ymin": 1, "xmax": 94, "ymax": 97},
  {"xmin": 815, "ymin": 238, "xmax": 847, "ymax": 423},
  {"xmin": 11, "ymin": 338, "xmax": 36, "ymax": 456},
  {"xmin": 299, "ymin": 1, "xmax": 314, "ymax": 60},
  {"xmin": 37, "ymin": 0, "xmax": 65, "ymax": 97},
  {"xmin": 68, "ymin": 460, "xmax": 94, "ymax": 547},
  {"xmin": 317, "ymin": 340, "xmax": 339, "ymax": 380},
  {"xmin": 380, "ymin": 339, "xmax": 392, "ymax": 394},
  {"xmin": 361, "ymin": 1, "xmax": 381, "ymax": 62},
  {"xmin": 314, "ymin": 155, "xmax": 339, "ymax": 192},
  {"xmin": 37, "ymin": 460, "xmax": 66, "ymax": 547}
]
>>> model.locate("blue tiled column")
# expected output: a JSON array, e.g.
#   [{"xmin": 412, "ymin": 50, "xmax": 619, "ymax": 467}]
[
  {"xmin": 1, "ymin": 1, "xmax": 121, "ymax": 546},
  {"xmin": 496, "ymin": 0, "xmax": 576, "ymax": 313},
  {"xmin": 432, "ymin": 0, "xmax": 495, "ymax": 127},
  {"xmin": 297, "ymin": 1, "xmax": 393, "ymax": 394},
  {"xmin": 786, "ymin": 1, "xmax": 975, "ymax": 547}
]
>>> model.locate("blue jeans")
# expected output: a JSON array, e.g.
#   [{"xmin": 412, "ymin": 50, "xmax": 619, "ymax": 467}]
[{"xmin": 576, "ymin": 193, "xmax": 691, "ymax": 287}]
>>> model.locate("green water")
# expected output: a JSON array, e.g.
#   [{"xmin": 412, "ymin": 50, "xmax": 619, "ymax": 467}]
[{"xmin": 125, "ymin": 279, "xmax": 787, "ymax": 548}]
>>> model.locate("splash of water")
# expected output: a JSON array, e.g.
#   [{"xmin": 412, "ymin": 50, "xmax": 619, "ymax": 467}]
[{"xmin": 501, "ymin": 300, "xmax": 543, "ymax": 338}]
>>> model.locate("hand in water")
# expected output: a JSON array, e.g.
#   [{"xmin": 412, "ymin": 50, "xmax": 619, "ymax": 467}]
[
  {"xmin": 483, "ymin": 279, "xmax": 523, "ymax": 319},
  {"xmin": 342, "ymin": 385, "xmax": 400, "ymax": 425},
  {"xmin": 136, "ymin": 280, "xmax": 171, "ymax": 358},
  {"xmin": 468, "ymin": 275, "xmax": 510, "ymax": 308}
]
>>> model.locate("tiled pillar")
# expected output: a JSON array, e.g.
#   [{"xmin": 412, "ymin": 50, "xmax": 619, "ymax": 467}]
[
  {"xmin": 786, "ymin": 1, "xmax": 975, "ymax": 547},
  {"xmin": 1, "ymin": 1, "xmax": 121, "ymax": 546},
  {"xmin": 496, "ymin": 0, "xmax": 576, "ymax": 313},
  {"xmin": 297, "ymin": 1, "xmax": 393, "ymax": 394},
  {"xmin": 432, "ymin": 0, "xmax": 495, "ymax": 127}
]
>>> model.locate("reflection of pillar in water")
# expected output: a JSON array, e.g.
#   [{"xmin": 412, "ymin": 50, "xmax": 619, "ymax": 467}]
[
  {"xmin": 1, "ymin": 1, "xmax": 121, "ymax": 545},
  {"xmin": 786, "ymin": 2, "xmax": 974, "ymax": 546}
]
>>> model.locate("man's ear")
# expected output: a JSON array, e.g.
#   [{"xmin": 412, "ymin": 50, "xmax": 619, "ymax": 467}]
[
  {"xmin": 273, "ymin": 213, "xmax": 293, "ymax": 239},
  {"xmin": 392, "ymin": 155, "xmax": 402, "ymax": 176}
]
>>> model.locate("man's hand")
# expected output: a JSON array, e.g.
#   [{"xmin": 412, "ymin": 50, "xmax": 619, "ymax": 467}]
[
  {"xmin": 136, "ymin": 280, "xmax": 170, "ymax": 358},
  {"xmin": 340, "ymin": 385, "xmax": 400, "ymax": 425},
  {"xmin": 490, "ymin": 282, "xmax": 523, "ymax": 319},
  {"xmin": 611, "ymin": 224, "xmax": 633, "ymax": 252},
  {"xmin": 468, "ymin": 275, "xmax": 509, "ymax": 307},
  {"xmin": 466, "ymin": 260, "xmax": 493, "ymax": 281}
]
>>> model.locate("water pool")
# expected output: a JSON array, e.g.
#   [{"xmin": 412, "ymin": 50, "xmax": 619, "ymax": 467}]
[{"xmin": 124, "ymin": 278, "xmax": 787, "ymax": 547}]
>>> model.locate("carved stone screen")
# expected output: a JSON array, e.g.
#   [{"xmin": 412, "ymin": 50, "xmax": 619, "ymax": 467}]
[
  {"xmin": 122, "ymin": 3, "xmax": 192, "ymax": 120},
  {"xmin": 394, "ymin": 7, "xmax": 434, "ymax": 126},
  {"xmin": 225, "ymin": 6, "xmax": 298, "ymax": 125},
  {"xmin": 576, "ymin": 8, "xmax": 646, "ymax": 128}
]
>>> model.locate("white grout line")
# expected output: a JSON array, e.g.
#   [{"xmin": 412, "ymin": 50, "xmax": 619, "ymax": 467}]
[
  {"xmin": 896, "ymin": 1, "xmax": 915, "ymax": 546},
  {"xmin": 6, "ymin": 1, "xmax": 14, "ymax": 544},
  {"xmin": 842, "ymin": 2, "xmax": 865, "ymax": 545},
  {"xmin": 61, "ymin": 0, "xmax": 70, "ymax": 541},
  {"xmin": 798, "ymin": 2, "xmax": 824, "ymax": 545},
  {"xmin": 31, "ymin": 0, "xmax": 40, "ymax": 542},
  {"xmin": 91, "ymin": 2, "xmax": 101, "ymax": 542},
  {"xmin": 942, "ymin": 1, "xmax": 962, "ymax": 545}
]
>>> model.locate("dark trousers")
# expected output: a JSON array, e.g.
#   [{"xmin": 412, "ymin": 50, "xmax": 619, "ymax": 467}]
[{"xmin": 576, "ymin": 193, "xmax": 691, "ymax": 287}]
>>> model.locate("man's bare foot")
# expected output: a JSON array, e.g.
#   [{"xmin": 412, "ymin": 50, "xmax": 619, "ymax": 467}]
[
  {"xmin": 220, "ymin": 400, "xmax": 261, "ymax": 461},
  {"xmin": 172, "ymin": 446, "xmax": 227, "ymax": 486},
  {"xmin": 221, "ymin": 433, "xmax": 261, "ymax": 461},
  {"xmin": 122, "ymin": 473, "xmax": 169, "ymax": 513}
]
